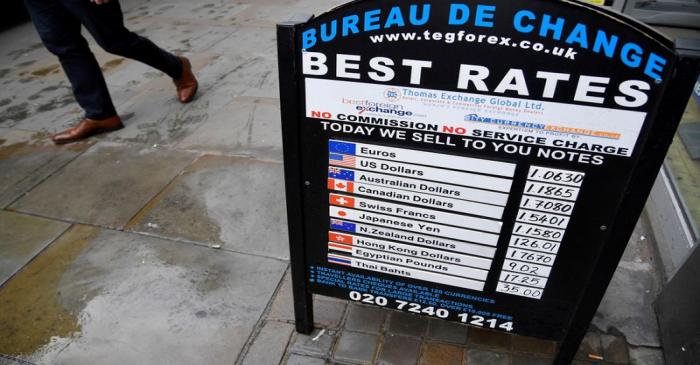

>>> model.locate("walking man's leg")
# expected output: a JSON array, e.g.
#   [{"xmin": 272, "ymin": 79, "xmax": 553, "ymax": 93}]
[
  {"xmin": 23, "ymin": 0, "xmax": 197, "ymax": 144},
  {"xmin": 24, "ymin": 0, "xmax": 120, "ymax": 121},
  {"xmin": 59, "ymin": 0, "xmax": 198, "ymax": 103}
]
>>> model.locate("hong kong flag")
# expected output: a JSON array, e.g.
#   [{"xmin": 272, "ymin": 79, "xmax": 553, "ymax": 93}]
[
  {"xmin": 330, "ymin": 194, "xmax": 355, "ymax": 208},
  {"xmin": 328, "ymin": 178, "xmax": 354, "ymax": 192},
  {"xmin": 329, "ymin": 232, "xmax": 353, "ymax": 244}
]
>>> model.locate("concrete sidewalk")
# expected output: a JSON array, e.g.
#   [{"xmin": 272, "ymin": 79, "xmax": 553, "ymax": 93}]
[{"xmin": 0, "ymin": 0, "xmax": 665, "ymax": 364}]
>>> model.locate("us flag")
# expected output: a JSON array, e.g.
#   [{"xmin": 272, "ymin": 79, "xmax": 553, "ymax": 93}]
[{"xmin": 329, "ymin": 153, "xmax": 356, "ymax": 168}]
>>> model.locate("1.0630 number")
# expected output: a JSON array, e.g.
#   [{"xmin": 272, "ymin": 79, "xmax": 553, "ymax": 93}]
[{"xmin": 348, "ymin": 291, "xmax": 515, "ymax": 332}]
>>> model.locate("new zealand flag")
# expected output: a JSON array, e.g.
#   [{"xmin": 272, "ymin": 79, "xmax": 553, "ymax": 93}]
[{"xmin": 330, "ymin": 219, "xmax": 357, "ymax": 233}]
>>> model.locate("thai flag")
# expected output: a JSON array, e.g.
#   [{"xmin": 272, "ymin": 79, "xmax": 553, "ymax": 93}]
[
  {"xmin": 328, "ymin": 242, "xmax": 353, "ymax": 253},
  {"xmin": 329, "ymin": 153, "xmax": 356, "ymax": 168},
  {"xmin": 328, "ymin": 178, "xmax": 354, "ymax": 192},
  {"xmin": 329, "ymin": 140, "xmax": 356, "ymax": 155},
  {"xmin": 328, "ymin": 253, "xmax": 352, "ymax": 266},
  {"xmin": 329, "ymin": 232, "xmax": 353, "ymax": 244},
  {"xmin": 330, "ymin": 219, "xmax": 356, "ymax": 233},
  {"xmin": 328, "ymin": 167, "xmax": 355, "ymax": 181}
]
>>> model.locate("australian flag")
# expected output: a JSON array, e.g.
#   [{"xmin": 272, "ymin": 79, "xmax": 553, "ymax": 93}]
[
  {"xmin": 330, "ymin": 219, "xmax": 357, "ymax": 233},
  {"xmin": 328, "ymin": 167, "xmax": 355, "ymax": 181},
  {"xmin": 329, "ymin": 140, "xmax": 356, "ymax": 155}
]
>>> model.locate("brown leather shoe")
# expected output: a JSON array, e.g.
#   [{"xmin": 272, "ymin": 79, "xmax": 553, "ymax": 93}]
[
  {"xmin": 174, "ymin": 56, "xmax": 198, "ymax": 103},
  {"xmin": 52, "ymin": 116, "xmax": 124, "ymax": 145}
]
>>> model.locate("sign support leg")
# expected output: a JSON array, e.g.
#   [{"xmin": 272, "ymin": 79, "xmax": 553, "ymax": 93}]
[
  {"xmin": 277, "ymin": 16, "xmax": 315, "ymax": 334},
  {"xmin": 553, "ymin": 51, "xmax": 700, "ymax": 365}
]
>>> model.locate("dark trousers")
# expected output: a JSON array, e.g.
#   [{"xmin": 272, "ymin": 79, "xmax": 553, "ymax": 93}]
[{"xmin": 24, "ymin": 0, "xmax": 183, "ymax": 119}]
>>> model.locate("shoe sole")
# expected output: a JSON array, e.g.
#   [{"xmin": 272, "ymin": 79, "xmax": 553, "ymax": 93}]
[{"xmin": 52, "ymin": 124, "xmax": 124, "ymax": 145}]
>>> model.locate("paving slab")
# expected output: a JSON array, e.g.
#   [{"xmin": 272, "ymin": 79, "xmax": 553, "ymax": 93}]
[
  {"xmin": 426, "ymin": 318, "xmax": 468, "ymax": 345},
  {"xmin": 576, "ymin": 332, "xmax": 603, "ymax": 361},
  {"xmin": 97, "ymin": 54, "xmax": 223, "ymax": 147},
  {"xmin": 593, "ymin": 219, "xmax": 662, "ymax": 347},
  {"xmin": 333, "ymin": 331, "xmax": 379, "ymax": 365},
  {"xmin": 1, "ymin": 37, "xmax": 154, "ymax": 133},
  {"xmin": 376, "ymin": 334, "xmax": 421, "ymax": 365},
  {"xmin": 601, "ymin": 335, "xmax": 631, "ymax": 364},
  {"xmin": 285, "ymin": 354, "xmax": 327, "ymax": 365},
  {"xmin": 122, "ymin": 17, "xmax": 235, "ymax": 55},
  {"xmin": 267, "ymin": 270, "xmax": 295, "ymax": 322},
  {"xmin": 176, "ymin": 97, "xmax": 283, "ymax": 161},
  {"xmin": 135, "ymin": 1, "xmax": 247, "ymax": 24},
  {"xmin": 0, "ymin": 70, "xmax": 82, "ymax": 132},
  {"xmin": 467, "ymin": 328, "xmax": 512, "ymax": 351},
  {"xmin": 289, "ymin": 328, "xmax": 337, "ymax": 358},
  {"xmin": 511, "ymin": 353, "xmax": 554, "ymax": 365},
  {"xmin": 344, "ymin": 304, "xmax": 387, "ymax": 334},
  {"xmin": 242, "ymin": 320, "xmax": 295, "ymax": 365},
  {"xmin": 385, "ymin": 311, "xmax": 428, "ymax": 338},
  {"xmin": 419, "ymin": 342, "xmax": 463, "ymax": 365},
  {"xmin": 0, "ymin": 128, "xmax": 92, "ymax": 208},
  {"xmin": 628, "ymin": 347, "xmax": 664, "ymax": 365},
  {"xmin": 0, "ymin": 211, "xmax": 69, "ymax": 285},
  {"xmin": 0, "ymin": 23, "xmax": 48, "ymax": 69},
  {"xmin": 229, "ymin": 0, "xmax": 347, "ymax": 27},
  {"xmin": 512, "ymin": 336, "xmax": 557, "ymax": 355},
  {"xmin": 207, "ymin": 24, "xmax": 277, "ymax": 57},
  {"xmin": 10, "ymin": 141, "xmax": 196, "ymax": 229},
  {"xmin": 313, "ymin": 296, "xmax": 347, "ymax": 328},
  {"xmin": 0, "ymin": 225, "xmax": 286, "ymax": 365},
  {"xmin": 127, "ymin": 154, "xmax": 289, "ymax": 259},
  {"xmin": 466, "ymin": 348, "xmax": 510, "ymax": 365},
  {"xmin": 214, "ymin": 53, "xmax": 279, "ymax": 100}
]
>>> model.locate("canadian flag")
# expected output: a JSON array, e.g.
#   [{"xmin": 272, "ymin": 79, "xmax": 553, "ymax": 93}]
[
  {"xmin": 329, "ymin": 232, "xmax": 353, "ymax": 244},
  {"xmin": 328, "ymin": 178, "xmax": 354, "ymax": 193},
  {"xmin": 330, "ymin": 194, "xmax": 355, "ymax": 208}
]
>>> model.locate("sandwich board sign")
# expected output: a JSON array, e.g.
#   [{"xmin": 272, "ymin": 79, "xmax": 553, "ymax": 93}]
[{"xmin": 276, "ymin": 0, "xmax": 698, "ymax": 362}]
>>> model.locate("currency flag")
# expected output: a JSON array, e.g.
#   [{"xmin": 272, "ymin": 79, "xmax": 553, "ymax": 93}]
[
  {"xmin": 328, "ymin": 167, "xmax": 355, "ymax": 181},
  {"xmin": 328, "ymin": 253, "xmax": 352, "ymax": 266},
  {"xmin": 329, "ymin": 153, "xmax": 356, "ymax": 168},
  {"xmin": 330, "ymin": 219, "xmax": 356, "ymax": 233},
  {"xmin": 330, "ymin": 194, "xmax": 355, "ymax": 208},
  {"xmin": 328, "ymin": 242, "xmax": 353, "ymax": 253},
  {"xmin": 328, "ymin": 178, "xmax": 354, "ymax": 192},
  {"xmin": 329, "ymin": 232, "xmax": 353, "ymax": 244},
  {"xmin": 329, "ymin": 140, "xmax": 356, "ymax": 155}
]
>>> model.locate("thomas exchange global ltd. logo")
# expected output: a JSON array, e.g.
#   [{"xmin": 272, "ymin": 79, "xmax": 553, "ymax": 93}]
[{"xmin": 384, "ymin": 87, "xmax": 402, "ymax": 102}]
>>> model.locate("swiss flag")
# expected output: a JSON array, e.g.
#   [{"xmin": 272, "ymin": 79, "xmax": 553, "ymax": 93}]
[
  {"xmin": 330, "ymin": 194, "xmax": 355, "ymax": 208},
  {"xmin": 328, "ymin": 178, "xmax": 354, "ymax": 192},
  {"xmin": 329, "ymin": 232, "xmax": 353, "ymax": 244}
]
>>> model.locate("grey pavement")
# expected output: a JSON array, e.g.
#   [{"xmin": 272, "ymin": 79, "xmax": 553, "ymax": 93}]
[{"xmin": 0, "ymin": 0, "xmax": 666, "ymax": 364}]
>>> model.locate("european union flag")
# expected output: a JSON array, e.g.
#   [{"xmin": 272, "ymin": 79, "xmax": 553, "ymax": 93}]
[
  {"xmin": 330, "ymin": 219, "xmax": 357, "ymax": 233},
  {"xmin": 329, "ymin": 140, "xmax": 356, "ymax": 155},
  {"xmin": 328, "ymin": 167, "xmax": 355, "ymax": 181}
]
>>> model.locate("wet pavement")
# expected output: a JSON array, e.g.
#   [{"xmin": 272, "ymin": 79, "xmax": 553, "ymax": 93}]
[{"xmin": 0, "ymin": 0, "xmax": 667, "ymax": 364}]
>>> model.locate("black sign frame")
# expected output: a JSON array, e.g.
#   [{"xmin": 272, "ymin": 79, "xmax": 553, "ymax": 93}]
[{"xmin": 276, "ymin": 2, "xmax": 699, "ymax": 363}]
